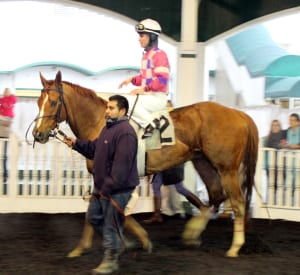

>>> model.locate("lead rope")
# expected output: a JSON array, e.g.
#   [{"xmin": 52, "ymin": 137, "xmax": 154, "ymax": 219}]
[
  {"xmin": 93, "ymin": 193, "xmax": 126, "ymax": 248},
  {"xmin": 53, "ymin": 128, "xmax": 91, "ymax": 201},
  {"xmin": 50, "ymin": 128, "xmax": 90, "ymax": 199},
  {"xmin": 110, "ymin": 197, "xmax": 127, "ymax": 248}
]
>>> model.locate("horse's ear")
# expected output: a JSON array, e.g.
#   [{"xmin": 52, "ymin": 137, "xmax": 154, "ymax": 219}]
[
  {"xmin": 55, "ymin": 71, "xmax": 62, "ymax": 85},
  {"xmin": 40, "ymin": 72, "xmax": 47, "ymax": 88}
]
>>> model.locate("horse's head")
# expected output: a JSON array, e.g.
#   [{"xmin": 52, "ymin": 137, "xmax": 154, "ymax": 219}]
[{"xmin": 32, "ymin": 71, "xmax": 66, "ymax": 144}]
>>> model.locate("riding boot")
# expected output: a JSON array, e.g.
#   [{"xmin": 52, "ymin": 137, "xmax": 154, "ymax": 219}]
[
  {"xmin": 186, "ymin": 193, "xmax": 203, "ymax": 209},
  {"xmin": 92, "ymin": 249, "xmax": 119, "ymax": 274},
  {"xmin": 144, "ymin": 196, "xmax": 163, "ymax": 224},
  {"xmin": 142, "ymin": 118, "xmax": 160, "ymax": 139}
]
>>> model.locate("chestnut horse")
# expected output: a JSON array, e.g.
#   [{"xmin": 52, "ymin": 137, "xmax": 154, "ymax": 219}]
[{"xmin": 32, "ymin": 71, "xmax": 258, "ymax": 258}]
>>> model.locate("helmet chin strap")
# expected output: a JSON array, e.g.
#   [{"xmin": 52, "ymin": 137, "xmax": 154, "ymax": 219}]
[{"xmin": 145, "ymin": 35, "xmax": 158, "ymax": 51}]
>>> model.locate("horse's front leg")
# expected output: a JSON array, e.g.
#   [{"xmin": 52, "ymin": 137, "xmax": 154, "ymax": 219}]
[
  {"xmin": 182, "ymin": 206, "xmax": 213, "ymax": 246},
  {"xmin": 67, "ymin": 215, "xmax": 94, "ymax": 258},
  {"xmin": 182, "ymin": 154, "xmax": 226, "ymax": 246}
]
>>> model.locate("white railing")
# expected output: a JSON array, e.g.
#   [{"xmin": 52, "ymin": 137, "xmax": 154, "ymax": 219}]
[
  {"xmin": 0, "ymin": 135, "xmax": 153, "ymax": 213},
  {"xmin": 253, "ymin": 147, "xmax": 300, "ymax": 221},
  {"xmin": 0, "ymin": 135, "xmax": 299, "ymax": 221}
]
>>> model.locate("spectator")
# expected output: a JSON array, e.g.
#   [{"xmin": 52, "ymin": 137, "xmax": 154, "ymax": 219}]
[
  {"xmin": 264, "ymin": 119, "xmax": 286, "ymax": 202},
  {"xmin": 280, "ymin": 113, "xmax": 300, "ymax": 205},
  {"xmin": 281, "ymin": 113, "xmax": 300, "ymax": 149},
  {"xmin": 265, "ymin": 119, "xmax": 286, "ymax": 149},
  {"xmin": 0, "ymin": 88, "xmax": 17, "ymax": 185}
]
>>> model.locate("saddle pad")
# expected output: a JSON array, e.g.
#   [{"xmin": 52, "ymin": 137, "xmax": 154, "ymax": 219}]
[{"xmin": 136, "ymin": 110, "xmax": 175, "ymax": 177}]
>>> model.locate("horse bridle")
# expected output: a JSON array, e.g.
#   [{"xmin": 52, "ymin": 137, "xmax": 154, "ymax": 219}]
[
  {"xmin": 41, "ymin": 84, "xmax": 69, "ymax": 140},
  {"xmin": 25, "ymin": 83, "xmax": 68, "ymax": 145},
  {"xmin": 40, "ymin": 84, "xmax": 65, "ymax": 126}
]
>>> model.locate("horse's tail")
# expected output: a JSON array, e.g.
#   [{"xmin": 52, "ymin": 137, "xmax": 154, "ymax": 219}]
[{"xmin": 242, "ymin": 117, "xmax": 259, "ymax": 220}]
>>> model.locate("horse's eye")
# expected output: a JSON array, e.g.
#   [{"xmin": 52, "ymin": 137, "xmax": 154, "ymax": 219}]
[{"xmin": 50, "ymin": 100, "xmax": 57, "ymax": 107}]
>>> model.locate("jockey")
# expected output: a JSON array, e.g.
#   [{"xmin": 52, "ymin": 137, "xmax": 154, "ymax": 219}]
[{"xmin": 119, "ymin": 18, "xmax": 170, "ymax": 139}]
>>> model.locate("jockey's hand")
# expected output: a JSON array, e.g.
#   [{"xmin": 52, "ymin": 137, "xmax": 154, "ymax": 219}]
[
  {"xmin": 118, "ymin": 77, "xmax": 132, "ymax": 89},
  {"xmin": 129, "ymin": 88, "xmax": 145, "ymax": 95},
  {"xmin": 64, "ymin": 137, "xmax": 76, "ymax": 148}
]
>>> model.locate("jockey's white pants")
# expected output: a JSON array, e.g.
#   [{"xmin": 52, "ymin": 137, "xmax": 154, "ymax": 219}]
[{"xmin": 124, "ymin": 92, "xmax": 167, "ymax": 128}]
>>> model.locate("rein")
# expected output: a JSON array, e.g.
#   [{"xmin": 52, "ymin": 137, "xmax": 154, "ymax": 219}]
[
  {"xmin": 91, "ymin": 193, "xmax": 126, "ymax": 247},
  {"xmin": 129, "ymin": 94, "xmax": 139, "ymax": 121}
]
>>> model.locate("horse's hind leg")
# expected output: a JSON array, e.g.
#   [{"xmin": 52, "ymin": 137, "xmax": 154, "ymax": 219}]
[
  {"xmin": 182, "ymin": 154, "xmax": 226, "ymax": 246},
  {"xmin": 67, "ymin": 216, "xmax": 94, "ymax": 258},
  {"xmin": 193, "ymin": 153, "xmax": 227, "ymax": 209},
  {"xmin": 123, "ymin": 215, "xmax": 153, "ymax": 253},
  {"xmin": 221, "ymin": 172, "xmax": 245, "ymax": 258}
]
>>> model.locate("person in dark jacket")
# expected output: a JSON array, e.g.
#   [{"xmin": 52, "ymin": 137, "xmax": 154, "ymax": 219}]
[
  {"xmin": 265, "ymin": 119, "xmax": 286, "ymax": 149},
  {"xmin": 64, "ymin": 95, "xmax": 139, "ymax": 275}
]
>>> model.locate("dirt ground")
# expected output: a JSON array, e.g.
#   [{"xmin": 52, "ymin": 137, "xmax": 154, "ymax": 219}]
[{"xmin": 0, "ymin": 212, "xmax": 299, "ymax": 275}]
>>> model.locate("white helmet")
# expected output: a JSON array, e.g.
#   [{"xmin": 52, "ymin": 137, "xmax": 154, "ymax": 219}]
[{"xmin": 135, "ymin": 19, "xmax": 162, "ymax": 36}]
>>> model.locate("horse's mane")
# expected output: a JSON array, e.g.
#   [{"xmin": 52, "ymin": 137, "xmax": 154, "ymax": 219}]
[{"xmin": 62, "ymin": 80, "xmax": 107, "ymax": 104}]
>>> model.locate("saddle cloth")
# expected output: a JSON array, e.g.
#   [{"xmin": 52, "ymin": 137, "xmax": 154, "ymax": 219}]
[{"xmin": 133, "ymin": 110, "xmax": 175, "ymax": 177}]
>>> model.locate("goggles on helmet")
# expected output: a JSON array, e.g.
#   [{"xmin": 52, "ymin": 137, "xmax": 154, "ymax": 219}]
[{"xmin": 135, "ymin": 23, "xmax": 161, "ymax": 34}]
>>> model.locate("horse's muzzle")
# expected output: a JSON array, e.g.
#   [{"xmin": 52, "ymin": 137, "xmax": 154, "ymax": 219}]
[{"xmin": 32, "ymin": 130, "xmax": 50, "ymax": 144}]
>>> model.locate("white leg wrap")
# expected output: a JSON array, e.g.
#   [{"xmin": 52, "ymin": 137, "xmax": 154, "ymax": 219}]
[{"xmin": 226, "ymin": 218, "xmax": 245, "ymax": 257}]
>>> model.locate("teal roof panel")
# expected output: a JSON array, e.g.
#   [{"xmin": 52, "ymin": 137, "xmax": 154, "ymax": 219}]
[
  {"xmin": 245, "ymin": 46, "xmax": 287, "ymax": 77},
  {"xmin": 264, "ymin": 55, "xmax": 300, "ymax": 77},
  {"xmin": 0, "ymin": 61, "xmax": 139, "ymax": 76},
  {"xmin": 226, "ymin": 25, "xmax": 276, "ymax": 65},
  {"xmin": 265, "ymin": 76, "xmax": 300, "ymax": 98}
]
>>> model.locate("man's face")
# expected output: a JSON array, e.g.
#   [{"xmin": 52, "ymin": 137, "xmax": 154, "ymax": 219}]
[
  {"xmin": 289, "ymin": 116, "xmax": 299, "ymax": 128},
  {"xmin": 105, "ymin": 100, "xmax": 125, "ymax": 120}
]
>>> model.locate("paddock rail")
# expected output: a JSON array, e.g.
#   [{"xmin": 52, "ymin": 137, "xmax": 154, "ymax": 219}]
[{"xmin": 0, "ymin": 135, "xmax": 299, "ymax": 221}]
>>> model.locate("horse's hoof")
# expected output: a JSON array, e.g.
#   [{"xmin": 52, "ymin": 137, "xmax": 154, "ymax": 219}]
[
  {"xmin": 225, "ymin": 250, "xmax": 239, "ymax": 258},
  {"xmin": 67, "ymin": 249, "xmax": 83, "ymax": 258},
  {"xmin": 124, "ymin": 239, "xmax": 137, "ymax": 250},
  {"xmin": 143, "ymin": 240, "xmax": 153, "ymax": 253},
  {"xmin": 183, "ymin": 239, "xmax": 201, "ymax": 248}
]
